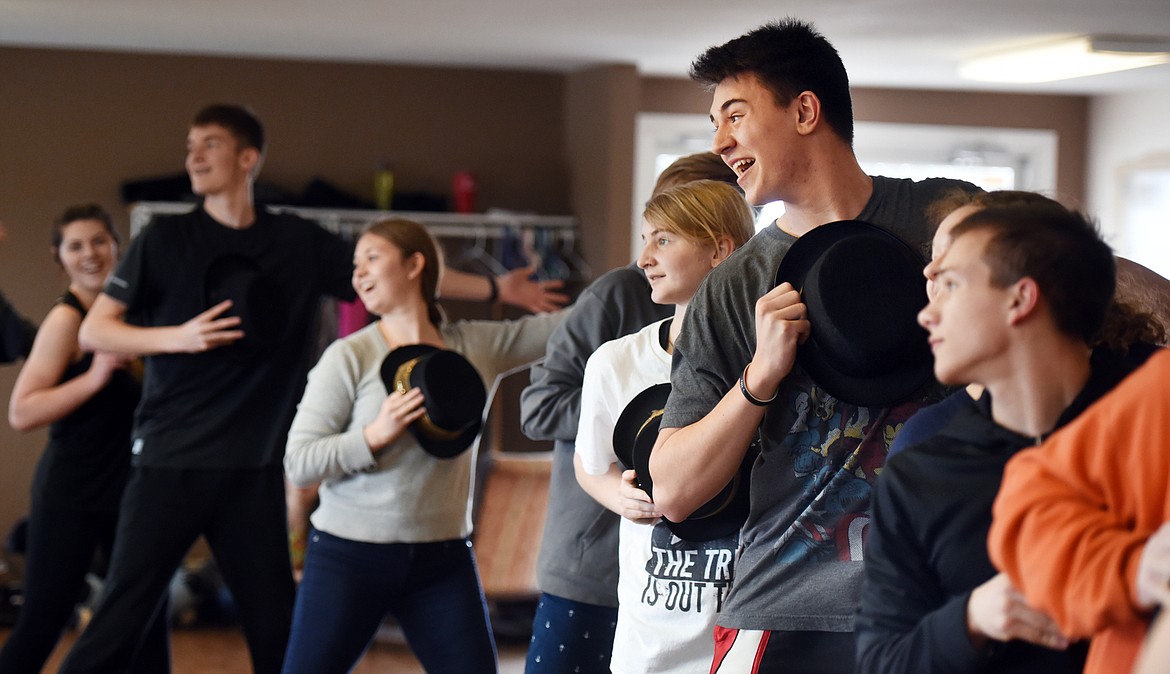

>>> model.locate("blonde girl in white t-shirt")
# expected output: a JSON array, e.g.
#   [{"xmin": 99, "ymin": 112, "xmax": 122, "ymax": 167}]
[{"xmin": 574, "ymin": 180, "xmax": 755, "ymax": 673}]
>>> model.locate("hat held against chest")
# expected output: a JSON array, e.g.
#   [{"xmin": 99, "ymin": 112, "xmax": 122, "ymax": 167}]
[
  {"xmin": 775, "ymin": 219, "xmax": 932, "ymax": 407},
  {"xmin": 614, "ymin": 383, "xmax": 751, "ymax": 542},
  {"xmin": 203, "ymin": 254, "xmax": 288, "ymax": 354},
  {"xmin": 380, "ymin": 345, "xmax": 487, "ymax": 458}
]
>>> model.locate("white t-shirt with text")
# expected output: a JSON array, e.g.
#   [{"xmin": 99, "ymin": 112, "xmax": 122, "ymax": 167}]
[{"xmin": 577, "ymin": 318, "xmax": 738, "ymax": 674}]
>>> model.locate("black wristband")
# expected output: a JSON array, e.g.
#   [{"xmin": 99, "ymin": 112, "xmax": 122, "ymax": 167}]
[
  {"xmin": 486, "ymin": 275, "xmax": 499, "ymax": 303},
  {"xmin": 739, "ymin": 363, "xmax": 777, "ymax": 406}
]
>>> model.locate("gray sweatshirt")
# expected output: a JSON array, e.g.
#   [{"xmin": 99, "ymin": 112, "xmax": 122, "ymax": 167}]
[{"xmin": 285, "ymin": 311, "xmax": 564, "ymax": 544}]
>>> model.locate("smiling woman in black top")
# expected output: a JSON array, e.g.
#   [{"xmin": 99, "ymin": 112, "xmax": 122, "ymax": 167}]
[{"xmin": 1, "ymin": 205, "xmax": 167, "ymax": 673}]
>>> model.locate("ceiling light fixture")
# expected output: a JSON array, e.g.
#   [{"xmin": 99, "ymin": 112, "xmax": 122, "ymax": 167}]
[{"xmin": 960, "ymin": 35, "xmax": 1170, "ymax": 83}]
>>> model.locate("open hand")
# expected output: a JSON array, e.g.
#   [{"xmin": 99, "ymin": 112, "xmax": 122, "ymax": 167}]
[
  {"xmin": 176, "ymin": 300, "xmax": 244, "ymax": 353},
  {"xmin": 496, "ymin": 265, "xmax": 570, "ymax": 313}
]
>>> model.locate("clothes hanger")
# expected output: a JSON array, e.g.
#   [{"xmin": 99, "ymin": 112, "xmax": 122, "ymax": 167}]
[{"xmin": 455, "ymin": 221, "xmax": 508, "ymax": 276}]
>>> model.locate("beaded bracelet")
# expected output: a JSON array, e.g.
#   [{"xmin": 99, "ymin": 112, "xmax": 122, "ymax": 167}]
[{"xmin": 739, "ymin": 363, "xmax": 778, "ymax": 406}]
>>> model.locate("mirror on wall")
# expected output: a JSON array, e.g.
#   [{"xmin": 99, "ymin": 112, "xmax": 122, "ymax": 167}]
[{"xmin": 633, "ymin": 113, "xmax": 1060, "ymax": 261}]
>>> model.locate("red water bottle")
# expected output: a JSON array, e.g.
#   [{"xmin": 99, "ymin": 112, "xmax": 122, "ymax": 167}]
[{"xmin": 453, "ymin": 171, "xmax": 477, "ymax": 213}]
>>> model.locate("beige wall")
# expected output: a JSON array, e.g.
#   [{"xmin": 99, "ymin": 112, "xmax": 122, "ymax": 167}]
[
  {"xmin": 566, "ymin": 65, "xmax": 639, "ymax": 273},
  {"xmin": 0, "ymin": 46, "xmax": 1089, "ymax": 540}
]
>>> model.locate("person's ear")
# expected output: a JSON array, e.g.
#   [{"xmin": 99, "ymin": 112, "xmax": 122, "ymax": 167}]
[
  {"xmin": 406, "ymin": 251, "xmax": 426, "ymax": 280},
  {"xmin": 1006, "ymin": 277, "xmax": 1041, "ymax": 326},
  {"xmin": 794, "ymin": 91, "xmax": 821, "ymax": 136},
  {"xmin": 711, "ymin": 236, "xmax": 736, "ymax": 266},
  {"xmin": 238, "ymin": 146, "xmax": 261, "ymax": 175}
]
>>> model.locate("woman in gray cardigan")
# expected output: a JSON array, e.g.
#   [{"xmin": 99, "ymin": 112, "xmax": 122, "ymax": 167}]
[{"xmin": 282, "ymin": 218, "xmax": 563, "ymax": 674}]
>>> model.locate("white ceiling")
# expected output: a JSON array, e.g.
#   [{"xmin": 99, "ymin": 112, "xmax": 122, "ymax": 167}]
[{"xmin": 2, "ymin": 0, "xmax": 1169, "ymax": 95}]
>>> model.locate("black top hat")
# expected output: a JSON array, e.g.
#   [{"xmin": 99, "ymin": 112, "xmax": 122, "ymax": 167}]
[
  {"xmin": 775, "ymin": 220, "xmax": 932, "ymax": 407},
  {"xmin": 613, "ymin": 383, "xmax": 751, "ymax": 542},
  {"xmin": 203, "ymin": 254, "xmax": 287, "ymax": 353},
  {"xmin": 380, "ymin": 345, "xmax": 487, "ymax": 458}
]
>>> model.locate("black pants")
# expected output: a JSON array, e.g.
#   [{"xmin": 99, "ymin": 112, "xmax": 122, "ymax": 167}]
[
  {"xmin": 0, "ymin": 505, "xmax": 169, "ymax": 673},
  {"xmin": 58, "ymin": 465, "xmax": 295, "ymax": 674},
  {"xmin": 712, "ymin": 627, "xmax": 856, "ymax": 673}
]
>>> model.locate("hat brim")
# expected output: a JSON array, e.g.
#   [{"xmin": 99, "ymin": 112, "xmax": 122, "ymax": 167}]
[
  {"xmin": 775, "ymin": 220, "xmax": 933, "ymax": 407},
  {"xmin": 612, "ymin": 383, "xmax": 671, "ymax": 472},
  {"xmin": 617, "ymin": 383, "xmax": 750, "ymax": 543},
  {"xmin": 380, "ymin": 345, "xmax": 483, "ymax": 458}
]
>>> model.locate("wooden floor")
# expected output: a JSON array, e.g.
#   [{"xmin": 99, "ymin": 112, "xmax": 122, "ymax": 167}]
[{"xmin": 0, "ymin": 624, "xmax": 528, "ymax": 673}]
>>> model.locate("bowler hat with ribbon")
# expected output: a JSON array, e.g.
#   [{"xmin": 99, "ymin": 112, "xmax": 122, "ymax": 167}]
[
  {"xmin": 380, "ymin": 344, "xmax": 487, "ymax": 458},
  {"xmin": 613, "ymin": 383, "xmax": 751, "ymax": 542},
  {"xmin": 775, "ymin": 219, "xmax": 932, "ymax": 407},
  {"xmin": 203, "ymin": 254, "xmax": 288, "ymax": 355}
]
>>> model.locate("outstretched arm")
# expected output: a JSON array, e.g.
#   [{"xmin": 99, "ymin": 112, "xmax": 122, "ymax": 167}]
[{"xmin": 439, "ymin": 265, "xmax": 568, "ymax": 313}]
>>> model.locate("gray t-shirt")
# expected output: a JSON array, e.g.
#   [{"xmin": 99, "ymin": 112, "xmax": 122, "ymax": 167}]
[
  {"xmin": 662, "ymin": 176, "xmax": 978, "ymax": 633},
  {"xmin": 520, "ymin": 264, "xmax": 670, "ymax": 606}
]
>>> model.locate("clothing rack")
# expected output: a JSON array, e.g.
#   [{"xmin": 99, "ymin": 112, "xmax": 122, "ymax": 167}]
[
  {"xmin": 128, "ymin": 201, "xmax": 589, "ymax": 282},
  {"xmin": 129, "ymin": 201, "xmax": 576, "ymax": 238}
]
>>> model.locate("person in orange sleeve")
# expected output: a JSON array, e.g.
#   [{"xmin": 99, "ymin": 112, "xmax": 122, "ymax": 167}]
[{"xmin": 989, "ymin": 347, "xmax": 1170, "ymax": 674}]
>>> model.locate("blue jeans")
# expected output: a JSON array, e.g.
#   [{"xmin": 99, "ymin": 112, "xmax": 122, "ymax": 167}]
[{"xmin": 282, "ymin": 530, "xmax": 497, "ymax": 674}]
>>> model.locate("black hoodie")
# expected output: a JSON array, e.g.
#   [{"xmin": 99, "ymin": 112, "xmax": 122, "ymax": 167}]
[{"xmin": 854, "ymin": 344, "xmax": 1158, "ymax": 674}]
